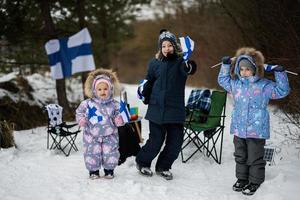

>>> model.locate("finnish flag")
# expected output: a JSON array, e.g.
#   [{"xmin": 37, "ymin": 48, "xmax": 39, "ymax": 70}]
[
  {"xmin": 179, "ymin": 36, "xmax": 194, "ymax": 61},
  {"xmin": 119, "ymin": 100, "xmax": 131, "ymax": 123},
  {"xmin": 264, "ymin": 64, "xmax": 278, "ymax": 72},
  {"xmin": 45, "ymin": 28, "xmax": 96, "ymax": 79}
]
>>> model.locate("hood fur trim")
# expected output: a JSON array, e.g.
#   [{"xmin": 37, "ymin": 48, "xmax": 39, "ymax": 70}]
[
  {"xmin": 230, "ymin": 47, "xmax": 265, "ymax": 78},
  {"xmin": 84, "ymin": 68, "xmax": 121, "ymax": 99}
]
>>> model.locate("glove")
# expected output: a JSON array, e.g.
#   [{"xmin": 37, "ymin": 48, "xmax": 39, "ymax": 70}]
[
  {"xmin": 222, "ymin": 56, "xmax": 232, "ymax": 65},
  {"xmin": 185, "ymin": 60, "xmax": 197, "ymax": 75},
  {"xmin": 264, "ymin": 64, "xmax": 284, "ymax": 72},
  {"xmin": 79, "ymin": 118, "xmax": 87, "ymax": 127}
]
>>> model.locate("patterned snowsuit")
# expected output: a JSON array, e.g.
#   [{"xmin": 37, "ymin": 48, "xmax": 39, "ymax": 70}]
[
  {"xmin": 76, "ymin": 68, "xmax": 122, "ymax": 172},
  {"xmin": 76, "ymin": 98, "xmax": 120, "ymax": 171}
]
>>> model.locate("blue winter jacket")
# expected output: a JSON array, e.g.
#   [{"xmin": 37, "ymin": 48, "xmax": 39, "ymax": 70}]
[
  {"xmin": 218, "ymin": 60, "xmax": 290, "ymax": 139},
  {"xmin": 145, "ymin": 55, "xmax": 192, "ymax": 124}
]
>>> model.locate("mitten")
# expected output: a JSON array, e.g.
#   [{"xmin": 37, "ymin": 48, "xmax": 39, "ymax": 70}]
[
  {"xmin": 222, "ymin": 56, "xmax": 232, "ymax": 65},
  {"xmin": 264, "ymin": 64, "xmax": 284, "ymax": 72},
  {"xmin": 185, "ymin": 60, "xmax": 197, "ymax": 75},
  {"xmin": 79, "ymin": 118, "xmax": 87, "ymax": 127},
  {"xmin": 114, "ymin": 115, "xmax": 124, "ymax": 127}
]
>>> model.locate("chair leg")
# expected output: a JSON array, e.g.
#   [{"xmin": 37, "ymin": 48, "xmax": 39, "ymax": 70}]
[{"xmin": 181, "ymin": 127, "xmax": 225, "ymax": 164}]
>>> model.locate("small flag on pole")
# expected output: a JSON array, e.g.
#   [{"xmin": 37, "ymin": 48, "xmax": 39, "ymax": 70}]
[
  {"xmin": 179, "ymin": 36, "xmax": 194, "ymax": 61},
  {"xmin": 263, "ymin": 64, "xmax": 278, "ymax": 72},
  {"xmin": 45, "ymin": 28, "xmax": 96, "ymax": 79},
  {"xmin": 264, "ymin": 64, "xmax": 298, "ymax": 75},
  {"xmin": 119, "ymin": 100, "xmax": 130, "ymax": 123}
]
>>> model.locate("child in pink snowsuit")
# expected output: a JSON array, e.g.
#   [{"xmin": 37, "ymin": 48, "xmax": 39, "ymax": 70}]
[{"xmin": 76, "ymin": 68, "xmax": 124, "ymax": 179}]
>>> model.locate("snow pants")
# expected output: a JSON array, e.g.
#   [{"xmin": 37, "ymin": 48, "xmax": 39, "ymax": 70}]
[
  {"xmin": 83, "ymin": 134, "xmax": 120, "ymax": 172},
  {"xmin": 234, "ymin": 136, "xmax": 266, "ymax": 184},
  {"xmin": 136, "ymin": 121, "xmax": 184, "ymax": 171}
]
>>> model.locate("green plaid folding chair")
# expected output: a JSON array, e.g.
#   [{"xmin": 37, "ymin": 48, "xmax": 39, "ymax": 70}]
[{"xmin": 181, "ymin": 90, "xmax": 227, "ymax": 164}]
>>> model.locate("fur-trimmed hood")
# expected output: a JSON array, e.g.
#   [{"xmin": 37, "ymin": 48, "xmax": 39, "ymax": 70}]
[
  {"xmin": 84, "ymin": 68, "xmax": 121, "ymax": 99},
  {"xmin": 230, "ymin": 47, "xmax": 265, "ymax": 79}
]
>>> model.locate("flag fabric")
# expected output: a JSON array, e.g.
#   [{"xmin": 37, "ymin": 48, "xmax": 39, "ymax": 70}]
[
  {"xmin": 119, "ymin": 100, "xmax": 131, "ymax": 123},
  {"xmin": 45, "ymin": 28, "xmax": 96, "ymax": 79},
  {"xmin": 137, "ymin": 79, "xmax": 148, "ymax": 101},
  {"xmin": 179, "ymin": 36, "xmax": 195, "ymax": 61},
  {"xmin": 264, "ymin": 64, "xmax": 278, "ymax": 72}
]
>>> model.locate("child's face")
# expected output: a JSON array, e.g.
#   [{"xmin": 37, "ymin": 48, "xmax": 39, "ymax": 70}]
[
  {"xmin": 161, "ymin": 40, "xmax": 174, "ymax": 57},
  {"xmin": 240, "ymin": 66, "xmax": 254, "ymax": 77},
  {"xmin": 96, "ymin": 82, "xmax": 110, "ymax": 99}
]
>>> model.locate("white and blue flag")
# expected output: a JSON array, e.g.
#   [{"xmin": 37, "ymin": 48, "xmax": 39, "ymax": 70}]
[
  {"xmin": 45, "ymin": 28, "xmax": 96, "ymax": 79},
  {"xmin": 264, "ymin": 64, "xmax": 278, "ymax": 72},
  {"xmin": 119, "ymin": 100, "xmax": 131, "ymax": 123},
  {"xmin": 179, "ymin": 36, "xmax": 194, "ymax": 61}
]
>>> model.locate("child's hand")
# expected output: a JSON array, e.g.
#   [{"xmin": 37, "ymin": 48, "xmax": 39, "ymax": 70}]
[
  {"xmin": 185, "ymin": 60, "xmax": 197, "ymax": 75},
  {"xmin": 79, "ymin": 118, "xmax": 88, "ymax": 127},
  {"xmin": 114, "ymin": 115, "xmax": 124, "ymax": 127},
  {"xmin": 264, "ymin": 64, "xmax": 284, "ymax": 72},
  {"xmin": 222, "ymin": 56, "xmax": 232, "ymax": 64}
]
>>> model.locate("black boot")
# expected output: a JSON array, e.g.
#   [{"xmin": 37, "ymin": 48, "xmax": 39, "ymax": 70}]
[
  {"xmin": 89, "ymin": 170, "xmax": 100, "ymax": 179},
  {"xmin": 136, "ymin": 163, "xmax": 153, "ymax": 177},
  {"xmin": 242, "ymin": 183, "xmax": 260, "ymax": 195},
  {"xmin": 232, "ymin": 179, "xmax": 249, "ymax": 192},
  {"xmin": 104, "ymin": 169, "xmax": 114, "ymax": 179}
]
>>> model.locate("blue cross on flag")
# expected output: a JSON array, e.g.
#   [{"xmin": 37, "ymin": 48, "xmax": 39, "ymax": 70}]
[
  {"xmin": 179, "ymin": 36, "xmax": 194, "ymax": 61},
  {"xmin": 44, "ymin": 28, "xmax": 96, "ymax": 79},
  {"xmin": 119, "ymin": 100, "xmax": 130, "ymax": 123}
]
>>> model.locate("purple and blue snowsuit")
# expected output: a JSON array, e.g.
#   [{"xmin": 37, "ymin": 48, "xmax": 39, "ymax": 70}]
[
  {"xmin": 76, "ymin": 97, "xmax": 120, "ymax": 172},
  {"xmin": 218, "ymin": 56, "xmax": 290, "ymax": 184}
]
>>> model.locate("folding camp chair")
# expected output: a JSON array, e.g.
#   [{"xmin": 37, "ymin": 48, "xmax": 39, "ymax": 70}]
[
  {"xmin": 45, "ymin": 104, "xmax": 80, "ymax": 156},
  {"xmin": 181, "ymin": 90, "xmax": 227, "ymax": 164}
]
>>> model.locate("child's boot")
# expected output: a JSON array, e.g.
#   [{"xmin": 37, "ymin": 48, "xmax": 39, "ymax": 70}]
[
  {"xmin": 136, "ymin": 163, "xmax": 153, "ymax": 177},
  {"xmin": 232, "ymin": 179, "xmax": 249, "ymax": 192},
  {"xmin": 104, "ymin": 169, "xmax": 114, "ymax": 179},
  {"xmin": 242, "ymin": 183, "xmax": 260, "ymax": 195},
  {"xmin": 89, "ymin": 170, "xmax": 100, "ymax": 180}
]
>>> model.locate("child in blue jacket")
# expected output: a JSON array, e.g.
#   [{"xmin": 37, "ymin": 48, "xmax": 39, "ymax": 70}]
[
  {"xmin": 218, "ymin": 47, "xmax": 290, "ymax": 195},
  {"xmin": 135, "ymin": 29, "xmax": 197, "ymax": 180}
]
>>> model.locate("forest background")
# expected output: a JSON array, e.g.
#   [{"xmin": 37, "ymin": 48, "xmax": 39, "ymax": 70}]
[{"xmin": 0, "ymin": 0, "xmax": 299, "ymax": 131}]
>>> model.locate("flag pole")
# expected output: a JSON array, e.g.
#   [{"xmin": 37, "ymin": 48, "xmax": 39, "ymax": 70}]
[
  {"xmin": 285, "ymin": 70, "xmax": 298, "ymax": 76},
  {"xmin": 210, "ymin": 62, "xmax": 222, "ymax": 68}
]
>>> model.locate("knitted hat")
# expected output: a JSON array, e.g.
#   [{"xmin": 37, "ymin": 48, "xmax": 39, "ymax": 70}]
[
  {"xmin": 158, "ymin": 29, "xmax": 178, "ymax": 50},
  {"xmin": 239, "ymin": 58, "xmax": 256, "ymax": 73},
  {"xmin": 92, "ymin": 75, "xmax": 113, "ymax": 97}
]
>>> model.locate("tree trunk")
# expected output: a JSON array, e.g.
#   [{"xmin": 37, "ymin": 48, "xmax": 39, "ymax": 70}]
[
  {"xmin": 76, "ymin": 0, "xmax": 89, "ymax": 99},
  {"xmin": 38, "ymin": 0, "xmax": 71, "ymax": 114}
]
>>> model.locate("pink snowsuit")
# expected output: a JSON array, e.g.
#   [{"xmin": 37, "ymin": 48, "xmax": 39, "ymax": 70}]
[{"xmin": 76, "ymin": 75, "xmax": 121, "ymax": 172}]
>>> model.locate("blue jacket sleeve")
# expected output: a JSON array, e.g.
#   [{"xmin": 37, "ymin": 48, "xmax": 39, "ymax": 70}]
[
  {"xmin": 265, "ymin": 71, "xmax": 290, "ymax": 99},
  {"xmin": 218, "ymin": 63, "xmax": 233, "ymax": 93}
]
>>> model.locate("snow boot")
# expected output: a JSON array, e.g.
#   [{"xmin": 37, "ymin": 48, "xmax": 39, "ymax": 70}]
[
  {"xmin": 242, "ymin": 183, "xmax": 260, "ymax": 195},
  {"xmin": 136, "ymin": 163, "xmax": 153, "ymax": 177},
  {"xmin": 89, "ymin": 170, "xmax": 100, "ymax": 180},
  {"xmin": 232, "ymin": 179, "xmax": 249, "ymax": 192},
  {"xmin": 156, "ymin": 170, "xmax": 173, "ymax": 180},
  {"xmin": 104, "ymin": 169, "xmax": 114, "ymax": 179}
]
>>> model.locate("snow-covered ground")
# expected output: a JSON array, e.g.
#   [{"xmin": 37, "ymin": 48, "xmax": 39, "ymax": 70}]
[{"xmin": 1, "ymin": 73, "xmax": 300, "ymax": 200}]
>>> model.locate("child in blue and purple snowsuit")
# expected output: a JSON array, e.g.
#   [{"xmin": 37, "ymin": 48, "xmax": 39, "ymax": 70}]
[
  {"xmin": 76, "ymin": 68, "xmax": 124, "ymax": 179},
  {"xmin": 218, "ymin": 47, "xmax": 290, "ymax": 195}
]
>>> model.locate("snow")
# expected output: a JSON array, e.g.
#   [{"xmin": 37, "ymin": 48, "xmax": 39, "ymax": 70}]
[{"xmin": 1, "ymin": 74, "xmax": 300, "ymax": 200}]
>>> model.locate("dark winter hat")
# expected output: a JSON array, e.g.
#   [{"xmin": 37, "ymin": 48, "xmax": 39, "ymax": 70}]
[
  {"xmin": 158, "ymin": 29, "xmax": 178, "ymax": 50},
  {"xmin": 239, "ymin": 58, "xmax": 256, "ymax": 73}
]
